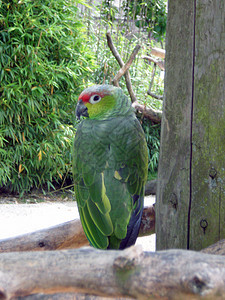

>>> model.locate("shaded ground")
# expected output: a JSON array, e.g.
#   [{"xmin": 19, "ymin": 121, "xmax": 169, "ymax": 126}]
[{"xmin": 0, "ymin": 189, "xmax": 74, "ymax": 204}]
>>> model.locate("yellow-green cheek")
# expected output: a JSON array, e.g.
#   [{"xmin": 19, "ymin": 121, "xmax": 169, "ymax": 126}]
[{"xmin": 85, "ymin": 96, "xmax": 116, "ymax": 119}]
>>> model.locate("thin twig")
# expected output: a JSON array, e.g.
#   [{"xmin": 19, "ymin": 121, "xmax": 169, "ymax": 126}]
[
  {"xmin": 113, "ymin": 44, "xmax": 141, "ymax": 86},
  {"xmin": 44, "ymin": 184, "xmax": 75, "ymax": 195},
  {"xmin": 106, "ymin": 32, "xmax": 137, "ymax": 102},
  {"xmin": 142, "ymin": 55, "xmax": 165, "ymax": 70},
  {"xmin": 147, "ymin": 91, "xmax": 163, "ymax": 100},
  {"xmin": 148, "ymin": 62, "xmax": 157, "ymax": 93}
]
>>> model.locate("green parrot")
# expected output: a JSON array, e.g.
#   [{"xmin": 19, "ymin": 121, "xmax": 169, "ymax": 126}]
[{"xmin": 73, "ymin": 84, "xmax": 148, "ymax": 249}]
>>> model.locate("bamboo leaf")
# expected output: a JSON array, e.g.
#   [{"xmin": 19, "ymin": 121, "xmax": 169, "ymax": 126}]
[
  {"xmin": 18, "ymin": 164, "xmax": 24, "ymax": 174},
  {"xmin": 38, "ymin": 150, "xmax": 42, "ymax": 161}
]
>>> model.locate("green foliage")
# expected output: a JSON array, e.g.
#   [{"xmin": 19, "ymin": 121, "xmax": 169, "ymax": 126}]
[
  {"xmin": 123, "ymin": 0, "xmax": 167, "ymax": 41},
  {"xmin": 99, "ymin": 0, "xmax": 119, "ymax": 23},
  {"xmin": 0, "ymin": 0, "xmax": 95, "ymax": 194},
  {"xmin": 99, "ymin": 0, "xmax": 167, "ymax": 42},
  {"xmin": 84, "ymin": 6, "xmax": 163, "ymax": 180},
  {"xmin": 0, "ymin": 0, "xmax": 164, "ymax": 194},
  {"xmin": 140, "ymin": 117, "xmax": 160, "ymax": 176},
  {"xmin": 87, "ymin": 21, "xmax": 163, "ymax": 109}
]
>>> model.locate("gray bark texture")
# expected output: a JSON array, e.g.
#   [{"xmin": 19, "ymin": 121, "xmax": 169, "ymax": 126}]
[
  {"xmin": 1, "ymin": 246, "xmax": 225, "ymax": 300},
  {"xmin": 156, "ymin": 0, "xmax": 225, "ymax": 250}
]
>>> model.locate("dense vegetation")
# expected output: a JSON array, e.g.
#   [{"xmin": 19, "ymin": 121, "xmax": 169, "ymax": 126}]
[
  {"xmin": 0, "ymin": 0, "xmax": 95, "ymax": 194},
  {"xmin": 0, "ymin": 0, "xmax": 166, "ymax": 194}
]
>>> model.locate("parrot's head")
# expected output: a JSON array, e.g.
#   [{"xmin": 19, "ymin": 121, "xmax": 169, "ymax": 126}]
[{"xmin": 76, "ymin": 84, "xmax": 132, "ymax": 120}]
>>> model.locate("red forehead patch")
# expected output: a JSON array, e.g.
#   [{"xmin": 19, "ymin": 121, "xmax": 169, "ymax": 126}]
[
  {"xmin": 78, "ymin": 91, "xmax": 108, "ymax": 103},
  {"xmin": 78, "ymin": 93, "xmax": 90, "ymax": 103}
]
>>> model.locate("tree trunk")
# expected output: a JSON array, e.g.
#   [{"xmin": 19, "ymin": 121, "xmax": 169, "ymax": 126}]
[
  {"xmin": 189, "ymin": 0, "xmax": 225, "ymax": 250},
  {"xmin": 156, "ymin": 0, "xmax": 225, "ymax": 250},
  {"xmin": 1, "ymin": 246, "xmax": 225, "ymax": 300}
]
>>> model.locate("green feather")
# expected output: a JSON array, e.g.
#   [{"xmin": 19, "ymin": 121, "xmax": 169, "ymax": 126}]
[
  {"xmin": 82, "ymin": 164, "xmax": 96, "ymax": 186},
  {"xmin": 88, "ymin": 173, "xmax": 111, "ymax": 214},
  {"xmin": 73, "ymin": 85, "xmax": 148, "ymax": 249},
  {"xmin": 75, "ymin": 183, "xmax": 89, "ymax": 208},
  {"xmin": 81, "ymin": 204, "xmax": 109, "ymax": 249},
  {"xmin": 87, "ymin": 198, "xmax": 113, "ymax": 236},
  {"xmin": 108, "ymin": 234, "xmax": 121, "ymax": 249},
  {"xmin": 114, "ymin": 222, "xmax": 127, "ymax": 239}
]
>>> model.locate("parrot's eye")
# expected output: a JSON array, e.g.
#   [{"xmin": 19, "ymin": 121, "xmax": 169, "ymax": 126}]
[{"xmin": 89, "ymin": 94, "xmax": 101, "ymax": 104}]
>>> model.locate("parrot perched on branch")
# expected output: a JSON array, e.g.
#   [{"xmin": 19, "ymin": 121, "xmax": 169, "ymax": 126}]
[{"xmin": 73, "ymin": 84, "xmax": 148, "ymax": 249}]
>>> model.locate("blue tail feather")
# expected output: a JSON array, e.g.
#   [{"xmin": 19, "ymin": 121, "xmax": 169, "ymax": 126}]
[{"xmin": 119, "ymin": 194, "xmax": 144, "ymax": 250}]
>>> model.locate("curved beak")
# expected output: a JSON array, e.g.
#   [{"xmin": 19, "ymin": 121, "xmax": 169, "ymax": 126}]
[{"xmin": 75, "ymin": 100, "xmax": 89, "ymax": 120}]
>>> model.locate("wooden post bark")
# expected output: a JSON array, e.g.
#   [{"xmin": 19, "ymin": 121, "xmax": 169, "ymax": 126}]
[
  {"xmin": 189, "ymin": 0, "xmax": 225, "ymax": 250},
  {"xmin": 156, "ymin": 0, "xmax": 225, "ymax": 250}
]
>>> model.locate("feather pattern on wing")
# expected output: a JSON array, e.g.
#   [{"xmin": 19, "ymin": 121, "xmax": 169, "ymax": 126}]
[{"xmin": 73, "ymin": 86, "xmax": 148, "ymax": 249}]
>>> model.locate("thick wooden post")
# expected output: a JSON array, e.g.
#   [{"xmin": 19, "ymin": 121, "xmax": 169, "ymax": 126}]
[{"xmin": 156, "ymin": 0, "xmax": 225, "ymax": 250}]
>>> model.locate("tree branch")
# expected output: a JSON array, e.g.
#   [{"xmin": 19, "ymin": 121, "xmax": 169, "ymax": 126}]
[
  {"xmin": 132, "ymin": 101, "xmax": 162, "ymax": 123},
  {"xmin": 142, "ymin": 55, "xmax": 165, "ymax": 71},
  {"xmin": 0, "ymin": 206, "xmax": 155, "ymax": 253},
  {"xmin": 106, "ymin": 32, "xmax": 137, "ymax": 102},
  {"xmin": 0, "ymin": 219, "xmax": 88, "ymax": 253},
  {"xmin": 0, "ymin": 247, "xmax": 225, "ymax": 299},
  {"xmin": 113, "ymin": 44, "xmax": 141, "ymax": 86},
  {"xmin": 148, "ymin": 62, "xmax": 157, "ymax": 94},
  {"xmin": 147, "ymin": 91, "xmax": 163, "ymax": 100},
  {"xmin": 151, "ymin": 47, "xmax": 166, "ymax": 59},
  {"xmin": 201, "ymin": 239, "xmax": 225, "ymax": 255},
  {"xmin": 106, "ymin": 33, "xmax": 163, "ymax": 124},
  {"xmin": 106, "ymin": 32, "xmax": 124, "ymax": 67}
]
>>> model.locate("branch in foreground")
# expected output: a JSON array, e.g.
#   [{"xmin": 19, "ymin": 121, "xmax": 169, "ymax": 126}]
[
  {"xmin": 201, "ymin": 239, "xmax": 225, "ymax": 255},
  {"xmin": 0, "ymin": 206, "xmax": 155, "ymax": 253},
  {"xmin": 0, "ymin": 246, "xmax": 225, "ymax": 299},
  {"xmin": 132, "ymin": 101, "xmax": 162, "ymax": 123},
  {"xmin": 106, "ymin": 32, "xmax": 136, "ymax": 102}
]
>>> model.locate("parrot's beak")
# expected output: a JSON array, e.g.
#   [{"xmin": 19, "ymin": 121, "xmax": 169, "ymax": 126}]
[{"xmin": 75, "ymin": 100, "xmax": 89, "ymax": 120}]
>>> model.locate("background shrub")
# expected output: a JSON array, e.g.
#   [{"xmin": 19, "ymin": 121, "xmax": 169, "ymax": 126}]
[
  {"xmin": 0, "ymin": 0, "xmax": 95, "ymax": 194},
  {"xmin": 140, "ymin": 118, "xmax": 160, "ymax": 180},
  {"xmin": 0, "ymin": 0, "xmax": 166, "ymax": 194}
]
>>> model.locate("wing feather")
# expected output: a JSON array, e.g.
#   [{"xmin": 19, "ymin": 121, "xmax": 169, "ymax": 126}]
[
  {"xmin": 81, "ymin": 204, "xmax": 109, "ymax": 249},
  {"xmin": 73, "ymin": 113, "xmax": 148, "ymax": 249},
  {"xmin": 87, "ymin": 198, "xmax": 113, "ymax": 236}
]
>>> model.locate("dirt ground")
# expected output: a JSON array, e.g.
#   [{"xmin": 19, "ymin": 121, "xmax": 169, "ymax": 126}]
[{"xmin": 0, "ymin": 192, "xmax": 156, "ymax": 251}]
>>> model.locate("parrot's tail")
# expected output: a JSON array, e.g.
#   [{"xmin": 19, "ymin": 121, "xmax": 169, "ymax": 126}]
[{"xmin": 119, "ymin": 194, "xmax": 144, "ymax": 250}]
